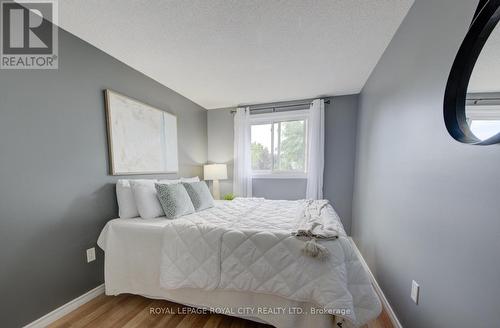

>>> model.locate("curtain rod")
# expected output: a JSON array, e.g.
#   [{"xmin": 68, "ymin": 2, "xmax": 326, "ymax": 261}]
[
  {"xmin": 230, "ymin": 99, "xmax": 330, "ymax": 114},
  {"xmin": 467, "ymin": 97, "xmax": 500, "ymax": 105},
  {"xmin": 467, "ymin": 97, "xmax": 500, "ymax": 101}
]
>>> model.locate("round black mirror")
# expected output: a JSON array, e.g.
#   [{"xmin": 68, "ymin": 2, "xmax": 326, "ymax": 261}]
[{"xmin": 444, "ymin": 0, "xmax": 500, "ymax": 145}]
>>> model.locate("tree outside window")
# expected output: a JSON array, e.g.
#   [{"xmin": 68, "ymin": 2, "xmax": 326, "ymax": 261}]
[{"xmin": 251, "ymin": 119, "xmax": 307, "ymax": 174}]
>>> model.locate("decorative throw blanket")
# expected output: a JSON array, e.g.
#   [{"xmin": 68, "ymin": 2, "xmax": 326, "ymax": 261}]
[
  {"xmin": 159, "ymin": 198, "xmax": 381, "ymax": 327},
  {"xmin": 291, "ymin": 199, "xmax": 339, "ymax": 259}
]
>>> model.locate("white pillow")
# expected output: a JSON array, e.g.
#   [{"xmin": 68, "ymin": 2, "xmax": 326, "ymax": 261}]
[
  {"xmin": 159, "ymin": 178, "xmax": 181, "ymax": 184},
  {"xmin": 130, "ymin": 179, "xmax": 180, "ymax": 219},
  {"xmin": 116, "ymin": 179, "xmax": 140, "ymax": 218},
  {"xmin": 180, "ymin": 176, "xmax": 200, "ymax": 183}
]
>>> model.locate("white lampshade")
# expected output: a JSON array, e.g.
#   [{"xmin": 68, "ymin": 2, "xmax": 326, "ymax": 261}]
[{"xmin": 204, "ymin": 164, "xmax": 227, "ymax": 181}]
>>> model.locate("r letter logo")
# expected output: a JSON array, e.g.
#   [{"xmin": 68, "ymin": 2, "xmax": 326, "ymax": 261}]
[{"xmin": 1, "ymin": 0, "xmax": 58, "ymax": 69}]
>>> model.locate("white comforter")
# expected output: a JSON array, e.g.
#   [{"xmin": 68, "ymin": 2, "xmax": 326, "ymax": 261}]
[{"xmin": 160, "ymin": 198, "xmax": 381, "ymax": 327}]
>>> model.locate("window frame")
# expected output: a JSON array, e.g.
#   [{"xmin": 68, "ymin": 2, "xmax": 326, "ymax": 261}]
[{"xmin": 249, "ymin": 110, "xmax": 309, "ymax": 179}]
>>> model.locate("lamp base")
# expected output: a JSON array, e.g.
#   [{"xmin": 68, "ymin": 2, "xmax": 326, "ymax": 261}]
[{"xmin": 212, "ymin": 180, "xmax": 221, "ymax": 200}]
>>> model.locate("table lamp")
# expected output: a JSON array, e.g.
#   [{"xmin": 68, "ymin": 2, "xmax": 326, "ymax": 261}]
[{"xmin": 203, "ymin": 164, "xmax": 227, "ymax": 200}]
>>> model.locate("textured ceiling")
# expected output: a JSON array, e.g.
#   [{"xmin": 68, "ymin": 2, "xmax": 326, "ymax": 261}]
[{"xmin": 57, "ymin": 0, "xmax": 414, "ymax": 109}]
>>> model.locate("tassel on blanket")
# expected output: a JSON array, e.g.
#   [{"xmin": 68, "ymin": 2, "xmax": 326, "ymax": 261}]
[
  {"xmin": 293, "ymin": 199, "xmax": 339, "ymax": 259},
  {"xmin": 302, "ymin": 238, "xmax": 329, "ymax": 259}
]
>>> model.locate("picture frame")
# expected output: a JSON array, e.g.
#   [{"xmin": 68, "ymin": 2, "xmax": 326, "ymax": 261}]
[{"xmin": 104, "ymin": 89, "xmax": 179, "ymax": 175}]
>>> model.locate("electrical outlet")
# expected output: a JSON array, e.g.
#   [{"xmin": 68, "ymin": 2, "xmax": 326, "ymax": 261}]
[
  {"xmin": 86, "ymin": 247, "xmax": 96, "ymax": 263},
  {"xmin": 411, "ymin": 280, "xmax": 420, "ymax": 304}
]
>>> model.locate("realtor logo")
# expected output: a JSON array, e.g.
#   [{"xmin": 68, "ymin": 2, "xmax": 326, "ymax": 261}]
[{"xmin": 1, "ymin": 0, "xmax": 58, "ymax": 69}]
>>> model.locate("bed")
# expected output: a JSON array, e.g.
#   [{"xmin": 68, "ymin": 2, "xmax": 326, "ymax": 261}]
[{"xmin": 97, "ymin": 198, "xmax": 381, "ymax": 328}]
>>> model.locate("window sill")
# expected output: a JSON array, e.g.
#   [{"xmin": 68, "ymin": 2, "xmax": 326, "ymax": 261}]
[{"xmin": 251, "ymin": 173, "xmax": 307, "ymax": 179}]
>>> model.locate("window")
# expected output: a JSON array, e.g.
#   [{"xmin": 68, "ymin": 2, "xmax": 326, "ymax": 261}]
[
  {"xmin": 250, "ymin": 111, "xmax": 308, "ymax": 177},
  {"xmin": 469, "ymin": 120, "xmax": 500, "ymax": 140},
  {"xmin": 466, "ymin": 104, "xmax": 500, "ymax": 140}
]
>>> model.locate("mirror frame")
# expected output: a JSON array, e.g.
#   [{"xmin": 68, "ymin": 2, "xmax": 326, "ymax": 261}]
[{"xmin": 444, "ymin": 0, "xmax": 500, "ymax": 145}]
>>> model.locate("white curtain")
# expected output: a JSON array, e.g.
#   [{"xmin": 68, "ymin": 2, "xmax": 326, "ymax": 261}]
[
  {"xmin": 306, "ymin": 99, "xmax": 325, "ymax": 199},
  {"xmin": 233, "ymin": 107, "xmax": 252, "ymax": 197}
]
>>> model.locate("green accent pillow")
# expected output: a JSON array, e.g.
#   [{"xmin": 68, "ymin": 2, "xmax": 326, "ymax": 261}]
[
  {"xmin": 155, "ymin": 183, "xmax": 195, "ymax": 219},
  {"xmin": 182, "ymin": 181, "xmax": 215, "ymax": 211}
]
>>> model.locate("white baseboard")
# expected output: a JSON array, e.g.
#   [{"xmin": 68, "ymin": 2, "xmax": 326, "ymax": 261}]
[
  {"xmin": 23, "ymin": 284, "xmax": 105, "ymax": 328},
  {"xmin": 349, "ymin": 237, "xmax": 403, "ymax": 328}
]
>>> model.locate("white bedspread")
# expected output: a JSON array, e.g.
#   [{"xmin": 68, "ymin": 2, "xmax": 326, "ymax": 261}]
[
  {"xmin": 98, "ymin": 214, "xmax": 341, "ymax": 328},
  {"xmin": 159, "ymin": 198, "xmax": 381, "ymax": 327}
]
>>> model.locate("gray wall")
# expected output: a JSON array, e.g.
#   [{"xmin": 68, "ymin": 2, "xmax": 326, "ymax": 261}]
[
  {"xmin": 0, "ymin": 29, "xmax": 207, "ymax": 328},
  {"xmin": 253, "ymin": 178, "xmax": 307, "ymax": 201},
  {"xmin": 207, "ymin": 107, "xmax": 234, "ymax": 197},
  {"xmin": 323, "ymin": 95, "xmax": 358, "ymax": 234},
  {"xmin": 207, "ymin": 95, "xmax": 358, "ymax": 233},
  {"xmin": 352, "ymin": 0, "xmax": 500, "ymax": 327}
]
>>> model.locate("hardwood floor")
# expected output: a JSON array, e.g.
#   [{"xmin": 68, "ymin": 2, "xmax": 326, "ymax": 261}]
[{"xmin": 49, "ymin": 294, "xmax": 393, "ymax": 328}]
